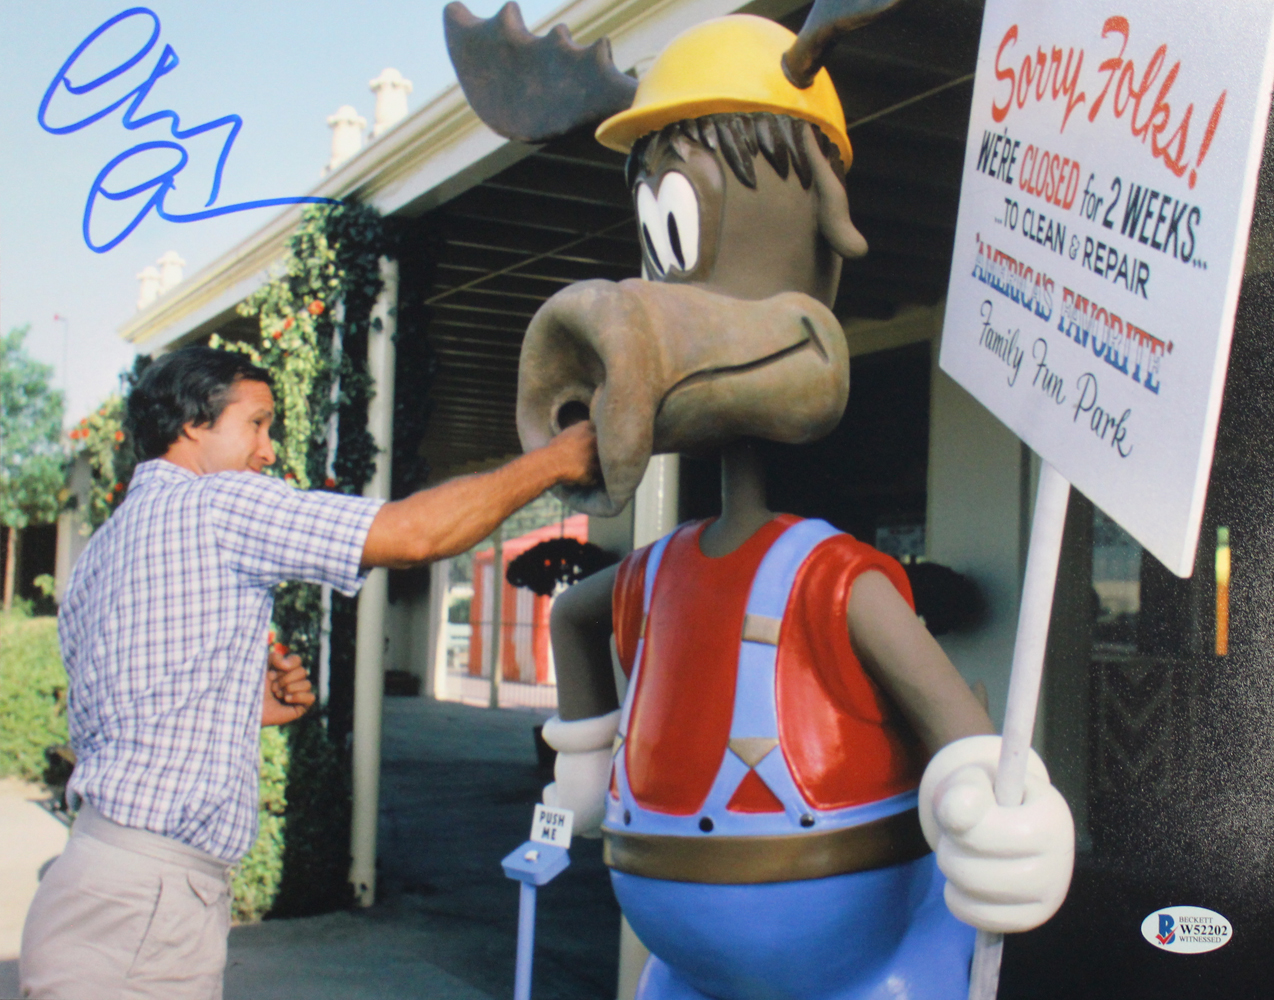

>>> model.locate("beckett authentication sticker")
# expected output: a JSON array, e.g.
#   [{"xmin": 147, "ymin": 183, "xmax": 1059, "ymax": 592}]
[
  {"xmin": 1141, "ymin": 906, "xmax": 1232, "ymax": 954},
  {"xmin": 940, "ymin": 0, "xmax": 1274, "ymax": 575}
]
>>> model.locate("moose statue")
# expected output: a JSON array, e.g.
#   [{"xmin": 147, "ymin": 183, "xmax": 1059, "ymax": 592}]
[{"xmin": 445, "ymin": 1, "xmax": 1075, "ymax": 997}]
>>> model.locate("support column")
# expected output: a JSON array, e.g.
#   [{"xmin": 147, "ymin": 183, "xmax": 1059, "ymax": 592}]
[
  {"xmin": 488, "ymin": 528, "xmax": 504, "ymax": 709},
  {"xmin": 350, "ymin": 258, "xmax": 398, "ymax": 908},
  {"xmin": 4, "ymin": 526, "xmax": 20, "ymax": 611},
  {"xmin": 632, "ymin": 454, "xmax": 679, "ymax": 548},
  {"xmin": 926, "ymin": 333, "xmax": 1029, "ymax": 729},
  {"xmin": 318, "ymin": 302, "xmax": 346, "ymax": 709},
  {"xmin": 427, "ymin": 559, "xmax": 452, "ymax": 700}
]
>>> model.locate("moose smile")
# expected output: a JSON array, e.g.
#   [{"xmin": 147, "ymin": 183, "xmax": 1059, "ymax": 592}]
[
  {"xmin": 518, "ymin": 279, "xmax": 849, "ymax": 516},
  {"xmin": 656, "ymin": 318, "xmax": 828, "ymax": 418}
]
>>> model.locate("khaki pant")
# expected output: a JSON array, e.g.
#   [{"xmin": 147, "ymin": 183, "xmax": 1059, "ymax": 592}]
[{"xmin": 19, "ymin": 804, "xmax": 232, "ymax": 1000}]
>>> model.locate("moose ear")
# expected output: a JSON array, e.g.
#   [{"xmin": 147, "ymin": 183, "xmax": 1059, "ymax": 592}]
[
  {"xmin": 783, "ymin": 0, "xmax": 908, "ymax": 88},
  {"xmin": 444, "ymin": 1, "xmax": 638, "ymax": 144},
  {"xmin": 804, "ymin": 126, "xmax": 867, "ymax": 259}
]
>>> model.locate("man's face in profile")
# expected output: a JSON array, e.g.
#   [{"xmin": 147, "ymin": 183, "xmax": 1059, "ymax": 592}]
[{"xmin": 183, "ymin": 378, "xmax": 277, "ymax": 474}]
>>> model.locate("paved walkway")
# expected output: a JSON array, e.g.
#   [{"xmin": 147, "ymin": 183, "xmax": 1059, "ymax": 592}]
[
  {"xmin": 225, "ymin": 696, "xmax": 620, "ymax": 1000},
  {"xmin": 0, "ymin": 699, "xmax": 621, "ymax": 1000},
  {"xmin": 0, "ymin": 778, "xmax": 70, "ymax": 997}
]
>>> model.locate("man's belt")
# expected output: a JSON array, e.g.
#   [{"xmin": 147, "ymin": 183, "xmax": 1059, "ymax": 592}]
[{"xmin": 602, "ymin": 807, "xmax": 930, "ymax": 884}]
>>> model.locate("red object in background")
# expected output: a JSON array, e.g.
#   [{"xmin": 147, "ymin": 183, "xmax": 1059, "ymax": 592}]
[{"xmin": 469, "ymin": 515, "xmax": 588, "ymax": 684}]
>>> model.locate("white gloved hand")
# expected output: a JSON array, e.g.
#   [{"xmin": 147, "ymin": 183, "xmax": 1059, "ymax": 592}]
[
  {"xmin": 541, "ymin": 710, "xmax": 620, "ymax": 838},
  {"xmin": 919, "ymin": 734, "xmax": 1075, "ymax": 934}
]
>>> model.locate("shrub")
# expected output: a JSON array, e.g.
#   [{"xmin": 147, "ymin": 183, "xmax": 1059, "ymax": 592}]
[
  {"xmin": 230, "ymin": 713, "xmax": 354, "ymax": 922},
  {"xmin": 231, "ymin": 725, "xmax": 289, "ymax": 923},
  {"xmin": 270, "ymin": 714, "xmax": 354, "ymax": 917},
  {"xmin": 0, "ymin": 611, "xmax": 332, "ymax": 926},
  {"xmin": 0, "ymin": 611, "xmax": 67, "ymax": 782}
]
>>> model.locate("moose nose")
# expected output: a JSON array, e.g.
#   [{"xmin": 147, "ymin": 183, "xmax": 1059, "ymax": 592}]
[
  {"xmin": 555, "ymin": 399, "xmax": 593, "ymax": 430},
  {"xmin": 518, "ymin": 278, "xmax": 848, "ymax": 516}
]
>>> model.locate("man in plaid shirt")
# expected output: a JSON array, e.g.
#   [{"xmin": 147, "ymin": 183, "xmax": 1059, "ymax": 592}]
[{"xmin": 20, "ymin": 347, "xmax": 597, "ymax": 1000}]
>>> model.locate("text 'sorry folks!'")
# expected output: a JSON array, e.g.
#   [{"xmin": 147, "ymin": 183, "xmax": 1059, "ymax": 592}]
[{"xmin": 990, "ymin": 16, "xmax": 1226, "ymax": 190}]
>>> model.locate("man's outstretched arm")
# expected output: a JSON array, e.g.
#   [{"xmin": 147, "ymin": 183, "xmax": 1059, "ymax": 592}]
[{"xmin": 360, "ymin": 422, "xmax": 597, "ymax": 569}]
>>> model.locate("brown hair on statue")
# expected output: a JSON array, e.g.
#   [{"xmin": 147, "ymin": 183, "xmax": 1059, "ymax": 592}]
[{"xmin": 625, "ymin": 113, "xmax": 845, "ymax": 193}]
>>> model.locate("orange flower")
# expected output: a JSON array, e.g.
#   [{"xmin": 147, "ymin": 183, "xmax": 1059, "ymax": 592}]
[
  {"xmin": 282, "ymin": 317, "xmax": 294, "ymax": 330},
  {"xmin": 272, "ymin": 330, "xmax": 283, "ymax": 340},
  {"xmin": 284, "ymin": 472, "xmax": 296, "ymax": 480},
  {"xmin": 114, "ymin": 430, "xmax": 125, "ymax": 442},
  {"xmin": 114, "ymin": 482, "xmax": 124, "ymax": 491},
  {"xmin": 273, "ymin": 641, "xmax": 290, "ymax": 656},
  {"xmin": 308, "ymin": 300, "xmax": 325, "ymax": 316},
  {"xmin": 323, "ymin": 477, "xmax": 336, "ymax": 488},
  {"xmin": 104, "ymin": 492, "xmax": 114, "ymax": 503}
]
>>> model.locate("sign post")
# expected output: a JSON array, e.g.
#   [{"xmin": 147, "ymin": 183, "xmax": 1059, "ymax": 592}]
[
  {"xmin": 940, "ymin": 1, "xmax": 1274, "ymax": 995},
  {"xmin": 500, "ymin": 805, "xmax": 575, "ymax": 1000},
  {"xmin": 968, "ymin": 460, "xmax": 1071, "ymax": 999}
]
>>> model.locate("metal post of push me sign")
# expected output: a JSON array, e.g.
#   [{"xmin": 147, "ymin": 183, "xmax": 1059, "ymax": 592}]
[
  {"xmin": 940, "ymin": 0, "xmax": 1274, "ymax": 578},
  {"xmin": 501, "ymin": 806, "xmax": 573, "ymax": 1000}
]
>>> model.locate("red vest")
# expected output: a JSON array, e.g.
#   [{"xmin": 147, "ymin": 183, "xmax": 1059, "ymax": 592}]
[{"xmin": 612, "ymin": 516, "xmax": 927, "ymax": 815}]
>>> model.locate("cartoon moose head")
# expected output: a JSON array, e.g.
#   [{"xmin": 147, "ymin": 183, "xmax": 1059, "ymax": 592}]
[{"xmin": 446, "ymin": 2, "xmax": 1076, "ymax": 998}]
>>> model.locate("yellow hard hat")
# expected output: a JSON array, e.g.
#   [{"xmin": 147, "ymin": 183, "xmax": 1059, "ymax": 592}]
[{"xmin": 595, "ymin": 15, "xmax": 852, "ymax": 169}]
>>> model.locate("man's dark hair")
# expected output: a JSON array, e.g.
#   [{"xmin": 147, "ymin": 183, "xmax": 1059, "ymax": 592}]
[
  {"xmin": 626, "ymin": 112, "xmax": 845, "ymax": 193},
  {"xmin": 126, "ymin": 346, "xmax": 274, "ymax": 460}
]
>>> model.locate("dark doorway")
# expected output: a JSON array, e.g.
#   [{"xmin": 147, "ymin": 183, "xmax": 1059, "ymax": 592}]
[
  {"xmin": 676, "ymin": 342, "xmax": 932, "ymax": 551},
  {"xmin": 1002, "ymin": 271, "xmax": 1274, "ymax": 997}
]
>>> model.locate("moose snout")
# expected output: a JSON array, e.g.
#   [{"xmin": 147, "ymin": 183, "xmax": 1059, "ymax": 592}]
[{"xmin": 518, "ymin": 278, "xmax": 849, "ymax": 516}]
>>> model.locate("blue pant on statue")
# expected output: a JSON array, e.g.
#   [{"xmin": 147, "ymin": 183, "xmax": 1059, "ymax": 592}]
[{"xmin": 612, "ymin": 853, "xmax": 974, "ymax": 1000}]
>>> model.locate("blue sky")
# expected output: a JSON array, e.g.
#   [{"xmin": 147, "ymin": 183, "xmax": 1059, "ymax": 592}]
[{"xmin": 0, "ymin": 0, "xmax": 564, "ymax": 424}]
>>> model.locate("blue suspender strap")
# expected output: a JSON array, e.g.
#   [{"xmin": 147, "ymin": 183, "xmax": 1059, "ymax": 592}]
[{"xmin": 713, "ymin": 518, "xmax": 842, "ymax": 824}]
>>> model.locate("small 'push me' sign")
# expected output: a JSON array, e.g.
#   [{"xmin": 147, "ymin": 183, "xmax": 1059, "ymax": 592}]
[{"xmin": 530, "ymin": 804, "xmax": 573, "ymax": 849}]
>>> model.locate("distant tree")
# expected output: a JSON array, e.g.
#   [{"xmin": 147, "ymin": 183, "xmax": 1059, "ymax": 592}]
[{"xmin": 0, "ymin": 326, "xmax": 65, "ymax": 609}]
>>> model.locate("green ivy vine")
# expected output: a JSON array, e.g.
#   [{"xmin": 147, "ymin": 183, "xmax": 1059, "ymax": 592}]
[
  {"xmin": 211, "ymin": 202, "xmax": 384, "ymax": 494},
  {"xmin": 213, "ymin": 200, "xmax": 389, "ymax": 918}
]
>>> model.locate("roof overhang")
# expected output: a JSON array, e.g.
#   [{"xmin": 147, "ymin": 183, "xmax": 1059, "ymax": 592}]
[{"xmin": 119, "ymin": 0, "xmax": 807, "ymax": 352}]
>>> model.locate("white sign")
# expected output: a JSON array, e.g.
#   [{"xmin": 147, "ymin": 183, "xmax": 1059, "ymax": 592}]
[
  {"xmin": 940, "ymin": 0, "xmax": 1274, "ymax": 576},
  {"xmin": 530, "ymin": 804, "xmax": 574, "ymax": 849},
  {"xmin": 1141, "ymin": 905, "xmax": 1232, "ymax": 953}
]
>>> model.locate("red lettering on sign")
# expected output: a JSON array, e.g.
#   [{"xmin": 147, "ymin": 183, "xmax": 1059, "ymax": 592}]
[
  {"xmin": 993, "ymin": 17, "xmax": 1225, "ymax": 190},
  {"xmin": 991, "ymin": 24, "xmax": 1087, "ymax": 130}
]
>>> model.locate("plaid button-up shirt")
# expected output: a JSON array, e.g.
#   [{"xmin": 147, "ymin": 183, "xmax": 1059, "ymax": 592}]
[{"xmin": 60, "ymin": 459, "xmax": 383, "ymax": 862}]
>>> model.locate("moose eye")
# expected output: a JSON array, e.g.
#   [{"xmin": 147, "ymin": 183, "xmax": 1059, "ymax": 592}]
[
  {"xmin": 635, "ymin": 172, "xmax": 700, "ymax": 277},
  {"xmin": 636, "ymin": 182, "xmax": 670, "ymax": 276},
  {"xmin": 657, "ymin": 172, "xmax": 699, "ymax": 272}
]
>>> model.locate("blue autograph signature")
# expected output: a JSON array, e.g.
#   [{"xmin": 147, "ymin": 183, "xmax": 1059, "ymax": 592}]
[{"xmin": 39, "ymin": 7, "xmax": 339, "ymax": 254}]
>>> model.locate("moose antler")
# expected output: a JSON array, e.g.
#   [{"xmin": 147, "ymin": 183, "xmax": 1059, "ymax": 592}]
[
  {"xmin": 444, "ymin": 1, "xmax": 638, "ymax": 144},
  {"xmin": 782, "ymin": 0, "xmax": 909, "ymax": 89}
]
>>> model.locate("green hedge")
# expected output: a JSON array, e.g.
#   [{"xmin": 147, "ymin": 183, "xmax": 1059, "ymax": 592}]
[
  {"xmin": 231, "ymin": 715, "xmax": 354, "ymax": 921},
  {"xmin": 231, "ymin": 725, "xmax": 288, "ymax": 923},
  {"xmin": 0, "ymin": 610, "xmax": 349, "ymax": 923},
  {"xmin": 0, "ymin": 610, "xmax": 67, "ymax": 782}
]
